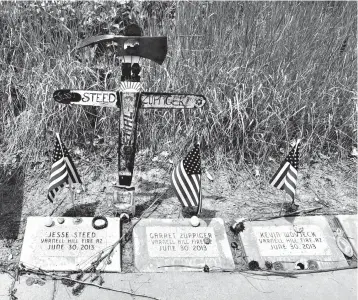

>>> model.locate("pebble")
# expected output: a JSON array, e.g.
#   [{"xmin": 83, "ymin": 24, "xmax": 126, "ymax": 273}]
[
  {"xmin": 190, "ymin": 216, "xmax": 200, "ymax": 227},
  {"xmin": 295, "ymin": 259, "xmax": 308, "ymax": 270},
  {"xmin": 73, "ymin": 217, "xmax": 82, "ymax": 225},
  {"xmin": 26, "ymin": 277, "xmax": 35, "ymax": 286},
  {"xmin": 57, "ymin": 217, "xmax": 65, "ymax": 224},
  {"xmin": 8, "ymin": 253, "xmax": 13, "ymax": 260},
  {"xmin": 44, "ymin": 217, "xmax": 53, "ymax": 227},
  {"xmin": 159, "ymin": 151, "xmax": 169, "ymax": 158},
  {"xmin": 204, "ymin": 237, "xmax": 211, "ymax": 244}
]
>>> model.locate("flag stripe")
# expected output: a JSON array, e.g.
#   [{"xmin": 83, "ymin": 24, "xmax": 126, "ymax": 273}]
[
  {"xmin": 49, "ymin": 164, "xmax": 67, "ymax": 184},
  {"xmin": 286, "ymin": 172, "xmax": 297, "ymax": 188},
  {"xmin": 48, "ymin": 170, "xmax": 68, "ymax": 191},
  {"xmin": 49, "ymin": 160, "xmax": 66, "ymax": 179},
  {"xmin": 269, "ymin": 161, "xmax": 290, "ymax": 188},
  {"xmin": 172, "ymin": 163, "xmax": 196, "ymax": 206},
  {"xmin": 284, "ymin": 176, "xmax": 296, "ymax": 200},
  {"xmin": 192, "ymin": 174, "xmax": 200, "ymax": 195},
  {"xmin": 172, "ymin": 166, "xmax": 190, "ymax": 207},
  {"xmin": 52, "ymin": 157, "xmax": 65, "ymax": 169},
  {"xmin": 47, "ymin": 186, "xmax": 63, "ymax": 202},
  {"xmin": 179, "ymin": 162, "xmax": 199, "ymax": 205},
  {"xmin": 65, "ymin": 157, "xmax": 82, "ymax": 184}
]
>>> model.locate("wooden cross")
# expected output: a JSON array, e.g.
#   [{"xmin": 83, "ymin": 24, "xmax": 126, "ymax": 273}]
[{"xmin": 53, "ymin": 24, "xmax": 206, "ymax": 215}]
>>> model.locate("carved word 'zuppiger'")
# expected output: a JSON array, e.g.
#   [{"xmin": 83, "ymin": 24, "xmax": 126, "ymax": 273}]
[
  {"xmin": 149, "ymin": 232, "xmax": 213, "ymax": 239},
  {"xmin": 53, "ymin": 89, "xmax": 206, "ymax": 109}
]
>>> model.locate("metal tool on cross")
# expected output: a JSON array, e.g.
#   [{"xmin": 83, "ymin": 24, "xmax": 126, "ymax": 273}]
[{"xmin": 53, "ymin": 24, "xmax": 206, "ymax": 216}]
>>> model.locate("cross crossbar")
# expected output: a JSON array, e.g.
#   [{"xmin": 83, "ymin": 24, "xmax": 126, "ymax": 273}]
[{"xmin": 53, "ymin": 89, "xmax": 206, "ymax": 109}]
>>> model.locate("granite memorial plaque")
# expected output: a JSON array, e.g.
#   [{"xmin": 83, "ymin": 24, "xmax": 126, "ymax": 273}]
[
  {"xmin": 133, "ymin": 218, "xmax": 235, "ymax": 272},
  {"xmin": 335, "ymin": 215, "xmax": 357, "ymax": 255},
  {"xmin": 20, "ymin": 217, "xmax": 121, "ymax": 272},
  {"xmin": 239, "ymin": 216, "xmax": 348, "ymax": 270}
]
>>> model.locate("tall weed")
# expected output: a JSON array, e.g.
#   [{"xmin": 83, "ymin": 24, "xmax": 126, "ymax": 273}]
[{"xmin": 0, "ymin": 1, "xmax": 356, "ymax": 170}]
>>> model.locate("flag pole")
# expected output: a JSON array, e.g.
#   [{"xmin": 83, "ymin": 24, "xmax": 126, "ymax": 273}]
[
  {"xmin": 196, "ymin": 140, "xmax": 202, "ymax": 216},
  {"xmin": 196, "ymin": 180, "xmax": 202, "ymax": 216},
  {"xmin": 279, "ymin": 192, "xmax": 286, "ymax": 216},
  {"xmin": 70, "ymin": 181, "xmax": 78, "ymax": 217}
]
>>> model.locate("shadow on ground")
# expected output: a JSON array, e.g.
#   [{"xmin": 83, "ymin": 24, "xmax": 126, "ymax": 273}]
[
  {"xmin": 182, "ymin": 207, "xmax": 217, "ymax": 218},
  {"xmin": 0, "ymin": 166, "xmax": 25, "ymax": 239},
  {"xmin": 62, "ymin": 201, "xmax": 100, "ymax": 217},
  {"xmin": 135, "ymin": 187, "xmax": 172, "ymax": 216}
]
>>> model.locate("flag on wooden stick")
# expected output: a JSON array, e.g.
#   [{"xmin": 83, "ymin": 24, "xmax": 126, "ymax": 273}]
[
  {"xmin": 171, "ymin": 143, "xmax": 202, "ymax": 214},
  {"xmin": 47, "ymin": 133, "xmax": 82, "ymax": 202},
  {"xmin": 270, "ymin": 140, "xmax": 301, "ymax": 203}
]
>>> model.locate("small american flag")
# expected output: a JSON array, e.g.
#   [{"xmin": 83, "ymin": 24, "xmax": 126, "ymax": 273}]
[
  {"xmin": 47, "ymin": 133, "xmax": 82, "ymax": 202},
  {"xmin": 171, "ymin": 143, "xmax": 202, "ymax": 214},
  {"xmin": 269, "ymin": 140, "xmax": 300, "ymax": 202}
]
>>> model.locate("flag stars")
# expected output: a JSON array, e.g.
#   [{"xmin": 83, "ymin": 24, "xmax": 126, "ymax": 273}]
[
  {"xmin": 183, "ymin": 146, "xmax": 201, "ymax": 175},
  {"xmin": 285, "ymin": 144, "xmax": 300, "ymax": 170}
]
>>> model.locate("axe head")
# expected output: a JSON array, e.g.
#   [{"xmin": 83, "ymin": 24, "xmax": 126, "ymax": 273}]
[{"xmin": 77, "ymin": 35, "xmax": 167, "ymax": 65}]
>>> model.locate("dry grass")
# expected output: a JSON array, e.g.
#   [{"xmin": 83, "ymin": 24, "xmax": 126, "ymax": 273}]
[{"xmin": 0, "ymin": 1, "xmax": 356, "ymax": 174}]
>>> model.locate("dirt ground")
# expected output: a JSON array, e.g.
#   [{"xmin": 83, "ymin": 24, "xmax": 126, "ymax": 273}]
[{"xmin": 0, "ymin": 149, "xmax": 357, "ymax": 273}]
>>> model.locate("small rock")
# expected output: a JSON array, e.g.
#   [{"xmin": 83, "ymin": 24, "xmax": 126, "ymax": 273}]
[
  {"xmin": 57, "ymin": 217, "xmax": 65, "ymax": 224},
  {"xmin": 205, "ymin": 170, "xmax": 213, "ymax": 181},
  {"xmin": 26, "ymin": 277, "xmax": 35, "ymax": 286},
  {"xmin": 190, "ymin": 216, "xmax": 200, "ymax": 227},
  {"xmin": 152, "ymin": 156, "xmax": 158, "ymax": 162},
  {"xmin": 204, "ymin": 237, "xmax": 211, "ymax": 244},
  {"xmin": 350, "ymin": 147, "xmax": 358, "ymax": 157},
  {"xmin": 8, "ymin": 253, "xmax": 13, "ymax": 260},
  {"xmin": 44, "ymin": 217, "xmax": 54, "ymax": 227},
  {"xmin": 73, "ymin": 217, "xmax": 82, "ymax": 225},
  {"xmin": 295, "ymin": 259, "xmax": 308, "ymax": 270},
  {"xmin": 254, "ymin": 167, "xmax": 260, "ymax": 177},
  {"xmin": 159, "ymin": 151, "xmax": 169, "ymax": 158}
]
